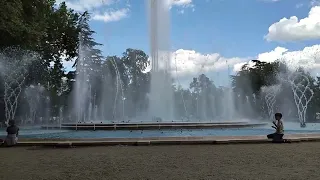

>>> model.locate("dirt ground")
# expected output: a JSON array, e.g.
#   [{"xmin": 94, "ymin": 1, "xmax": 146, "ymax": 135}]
[{"xmin": 0, "ymin": 142, "xmax": 319, "ymax": 180}]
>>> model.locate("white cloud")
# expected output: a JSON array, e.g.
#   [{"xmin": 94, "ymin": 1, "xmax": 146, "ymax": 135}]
[
  {"xmin": 168, "ymin": 0, "xmax": 195, "ymax": 12},
  {"xmin": 260, "ymin": 45, "xmax": 320, "ymax": 71},
  {"xmin": 92, "ymin": 8, "xmax": 129, "ymax": 23},
  {"xmin": 172, "ymin": 49, "xmax": 246, "ymax": 78},
  {"xmin": 142, "ymin": 49, "xmax": 248, "ymax": 87},
  {"xmin": 58, "ymin": 0, "xmax": 114, "ymax": 12},
  {"xmin": 233, "ymin": 45, "xmax": 320, "ymax": 74},
  {"xmin": 55, "ymin": 0, "xmax": 129, "ymax": 23},
  {"xmin": 295, "ymin": 3, "xmax": 304, "ymax": 8},
  {"xmin": 311, "ymin": 0, "xmax": 320, "ymax": 6},
  {"xmin": 140, "ymin": 49, "xmax": 246, "ymax": 87},
  {"xmin": 260, "ymin": 0, "xmax": 280, "ymax": 2},
  {"xmin": 170, "ymin": 0, "xmax": 193, "ymax": 7},
  {"xmin": 257, "ymin": 47, "xmax": 288, "ymax": 63},
  {"xmin": 56, "ymin": 0, "xmax": 194, "ymax": 24},
  {"xmin": 265, "ymin": 6, "xmax": 320, "ymax": 42},
  {"xmin": 63, "ymin": 45, "xmax": 320, "ymax": 86}
]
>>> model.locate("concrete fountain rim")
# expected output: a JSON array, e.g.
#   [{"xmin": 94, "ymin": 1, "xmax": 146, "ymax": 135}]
[
  {"xmin": 15, "ymin": 133, "xmax": 320, "ymax": 147},
  {"xmin": 42, "ymin": 121, "xmax": 268, "ymax": 131}
]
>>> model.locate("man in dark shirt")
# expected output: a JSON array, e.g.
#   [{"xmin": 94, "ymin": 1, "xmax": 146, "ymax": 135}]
[
  {"xmin": 5, "ymin": 119, "xmax": 19, "ymax": 146},
  {"xmin": 7, "ymin": 122, "xmax": 19, "ymax": 135}
]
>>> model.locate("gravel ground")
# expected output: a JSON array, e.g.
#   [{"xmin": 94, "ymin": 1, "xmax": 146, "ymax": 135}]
[{"xmin": 0, "ymin": 142, "xmax": 319, "ymax": 180}]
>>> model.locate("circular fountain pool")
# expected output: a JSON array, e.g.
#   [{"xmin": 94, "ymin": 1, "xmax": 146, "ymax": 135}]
[{"xmin": 1, "ymin": 122, "xmax": 320, "ymax": 139}]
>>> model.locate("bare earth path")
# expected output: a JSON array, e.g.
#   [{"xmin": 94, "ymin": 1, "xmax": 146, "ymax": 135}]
[{"xmin": 0, "ymin": 143, "xmax": 319, "ymax": 180}]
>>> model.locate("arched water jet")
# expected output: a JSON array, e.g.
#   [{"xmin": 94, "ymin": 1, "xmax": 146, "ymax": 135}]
[
  {"xmin": 0, "ymin": 48, "xmax": 37, "ymax": 125},
  {"xmin": 261, "ymin": 85, "xmax": 281, "ymax": 121},
  {"xmin": 288, "ymin": 72, "xmax": 314, "ymax": 127}
]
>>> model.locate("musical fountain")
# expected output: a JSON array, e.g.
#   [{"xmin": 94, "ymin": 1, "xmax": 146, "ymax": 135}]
[
  {"xmin": 1, "ymin": 1, "xmax": 320, "ymax": 140},
  {"xmin": 54, "ymin": 0, "xmax": 263, "ymax": 131}
]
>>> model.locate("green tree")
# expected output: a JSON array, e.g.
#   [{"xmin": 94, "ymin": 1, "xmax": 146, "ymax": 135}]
[
  {"xmin": 0, "ymin": 0, "xmax": 51, "ymax": 49},
  {"xmin": 121, "ymin": 49, "xmax": 150, "ymax": 117},
  {"xmin": 0, "ymin": 0, "xmax": 81, "ymax": 122}
]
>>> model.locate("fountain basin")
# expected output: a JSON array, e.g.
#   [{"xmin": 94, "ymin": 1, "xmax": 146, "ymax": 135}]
[
  {"xmin": 43, "ymin": 121, "xmax": 266, "ymax": 130},
  {"xmin": 1, "ymin": 122, "xmax": 320, "ymax": 140}
]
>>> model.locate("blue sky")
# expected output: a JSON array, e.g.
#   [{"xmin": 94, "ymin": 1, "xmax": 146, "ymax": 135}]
[{"xmin": 58, "ymin": 0, "xmax": 320, "ymax": 86}]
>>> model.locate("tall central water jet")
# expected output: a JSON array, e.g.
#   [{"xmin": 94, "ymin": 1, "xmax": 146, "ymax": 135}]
[{"xmin": 147, "ymin": 0, "xmax": 173, "ymax": 121}]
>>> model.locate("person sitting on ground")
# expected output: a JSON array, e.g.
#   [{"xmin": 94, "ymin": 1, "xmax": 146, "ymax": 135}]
[
  {"xmin": 267, "ymin": 113, "xmax": 284, "ymax": 141},
  {"xmin": 4, "ymin": 119, "xmax": 19, "ymax": 147}
]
